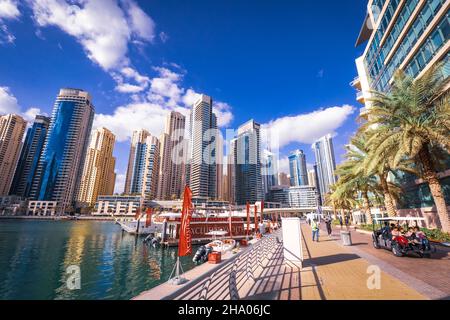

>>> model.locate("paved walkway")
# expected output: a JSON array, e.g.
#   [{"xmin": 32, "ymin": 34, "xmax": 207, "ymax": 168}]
[{"xmin": 137, "ymin": 223, "xmax": 427, "ymax": 300}]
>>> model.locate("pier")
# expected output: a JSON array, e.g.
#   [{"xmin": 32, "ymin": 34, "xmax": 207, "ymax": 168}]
[{"xmin": 135, "ymin": 222, "xmax": 431, "ymax": 300}]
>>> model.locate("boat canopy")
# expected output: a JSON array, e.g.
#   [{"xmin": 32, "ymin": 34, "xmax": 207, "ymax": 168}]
[{"xmin": 205, "ymin": 230, "xmax": 228, "ymax": 236}]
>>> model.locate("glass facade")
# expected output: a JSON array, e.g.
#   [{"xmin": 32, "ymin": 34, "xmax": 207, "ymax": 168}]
[
  {"xmin": 10, "ymin": 116, "xmax": 49, "ymax": 198},
  {"xmin": 364, "ymin": 0, "xmax": 448, "ymax": 91}
]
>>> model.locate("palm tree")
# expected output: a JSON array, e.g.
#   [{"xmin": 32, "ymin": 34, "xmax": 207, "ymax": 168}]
[{"xmin": 364, "ymin": 65, "xmax": 450, "ymax": 231}]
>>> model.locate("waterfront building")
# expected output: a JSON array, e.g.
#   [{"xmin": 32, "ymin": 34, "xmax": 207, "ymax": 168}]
[
  {"xmin": 29, "ymin": 89, "xmax": 95, "ymax": 213},
  {"xmin": 313, "ymin": 134, "xmax": 337, "ymax": 205},
  {"xmin": 269, "ymin": 185, "xmax": 319, "ymax": 208},
  {"xmin": 352, "ymin": 0, "xmax": 450, "ymax": 226},
  {"xmin": 226, "ymin": 140, "xmax": 237, "ymax": 204},
  {"xmin": 289, "ymin": 149, "xmax": 309, "ymax": 187},
  {"xmin": 0, "ymin": 195, "xmax": 27, "ymax": 216},
  {"xmin": 157, "ymin": 111, "xmax": 186, "ymax": 200},
  {"xmin": 0, "ymin": 114, "xmax": 27, "ymax": 196},
  {"xmin": 308, "ymin": 169, "xmax": 317, "ymax": 188},
  {"xmin": 27, "ymin": 200, "xmax": 58, "ymax": 216},
  {"xmin": 278, "ymin": 172, "xmax": 290, "ymax": 186},
  {"xmin": 77, "ymin": 127, "xmax": 116, "ymax": 206},
  {"xmin": 187, "ymin": 94, "xmax": 217, "ymax": 199},
  {"xmin": 10, "ymin": 115, "xmax": 50, "ymax": 198},
  {"xmin": 93, "ymin": 195, "xmax": 147, "ymax": 216},
  {"xmin": 233, "ymin": 119, "xmax": 264, "ymax": 205},
  {"xmin": 125, "ymin": 129, "xmax": 150, "ymax": 194},
  {"xmin": 126, "ymin": 132, "xmax": 161, "ymax": 200}
]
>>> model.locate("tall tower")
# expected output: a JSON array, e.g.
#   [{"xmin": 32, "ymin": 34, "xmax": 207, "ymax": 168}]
[
  {"xmin": 0, "ymin": 114, "xmax": 27, "ymax": 196},
  {"xmin": 188, "ymin": 95, "xmax": 217, "ymax": 199},
  {"xmin": 234, "ymin": 119, "xmax": 263, "ymax": 205},
  {"xmin": 289, "ymin": 149, "xmax": 308, "ymax": 187},
  {"xmin": 77, "ymin": 127, "xmax": 116, "ymax": 206},
  {"xmin": 216, "ymin": 132, "xmax": 224, "ymax": 200},
  {"xmin": 126, "ymin": 131, "xmax": 160, "ymax": 199},
  {"xmin": 30, "ymin": 89, "xmax": 94, "ymax": 212},
  {"xmin": 157, "ymin": 111, "xmax": 186, "ymax": 200},
  {"xmin": 124, "ymin": 129, "xmax": 150, "ymax": 194},
  {"xmin": 262, "ymin": 149, "xmax": 278, "ymax": 200},
  {"xmin": 313, "ymin": 134, "xmax": 337, "ymax": 205},
  {"xmin": 10, "ymin": 115, "xmax": 50, "ymax": 198}
]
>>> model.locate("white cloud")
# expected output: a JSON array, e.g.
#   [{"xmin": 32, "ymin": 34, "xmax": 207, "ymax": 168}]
[
  {"xmin": 0, "ymin": 86, "xmax": 19, "ymax": 114},
  {"xmin": 0, "ymin": 86, "xmax": 45, "ymax": 122},
  {"xmin": 213, "ymin": 102, "xmax": 233, "ymax": 127},
  {"xmin": 262, "ymin": 105, "xmax": 355, "ymax": 150},
  {"xmin": 0, "ymin": 0, "xmax": 20, "ymax": 20},
  {"xmin": 114, "ymin": 173, "xmax": 126, "ymax": 194},
  {"xmin": 159, "ymin": 31, "xmax": 168, "ymax": 43},
  {"xmin": 27, "ymin": 0, "xmax": 155, "ymax": 71}
]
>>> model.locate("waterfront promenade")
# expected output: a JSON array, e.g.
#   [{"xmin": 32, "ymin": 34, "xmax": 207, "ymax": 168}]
[{"xmin": 135, "ymin": 222, "xmax": 428, "ymax": 300}]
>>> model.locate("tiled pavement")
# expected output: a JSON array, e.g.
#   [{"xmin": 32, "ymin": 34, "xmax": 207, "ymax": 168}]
[
  {"xmin": 164, "ymin": 223, "xmax": 427, "ymax": 300},
  {"xmin": 325, "ymin": 224, "xmax": 450, "ymax": 299}
]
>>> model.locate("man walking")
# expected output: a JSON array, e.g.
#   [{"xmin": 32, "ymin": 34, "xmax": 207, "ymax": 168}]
[
  {"xmin": 325, "ymin": 216, "xmax": 332, "ymax": 238},
  {"xmin": 311, "ymin": 218, "xmax": 320, "ymax": 242}
]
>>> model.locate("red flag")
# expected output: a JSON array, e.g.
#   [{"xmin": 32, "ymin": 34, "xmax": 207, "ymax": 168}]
[
  {"xmin": 260, "ymin": 200, "xmax": 264, "ymax": 225},
  {"xmin": 178, "ymin": 186, "xmax": 194, "ymax": 257},
  {"xmin": 135, "ymin": 207, "xmax": 141, "ymax": 220},
  {"xmin": 145, "ymin": 208, "xmax": 152, "ymax": 227},
  {"xmin": 246, "ymin": 202, "xmax": 250, "ymax": 236},
  {"xmin": 254, "ymin": 204, "xmax": 258, "ymax": 233}
]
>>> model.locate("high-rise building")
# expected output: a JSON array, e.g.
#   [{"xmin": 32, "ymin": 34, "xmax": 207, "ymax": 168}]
[
  {"xmin": 353, "ymin": 0, "xmax": 449, "ymax": 229},
  {"xmin": 124, "ymin": 129, "xmax": 150, "ymax": 194},
  {"xmin": 187, "ymin": 95, "xmax": 217, "ymax": 199},
  {"xmin": 233, "ymin": 119, "xmax": 263, "ymax": 205},
  {"xmin": 313, "ymin": 134, "xmax": 337, "ymax": 204},
  {"xmin": 157, "ymin": 111, "xmax": 186, "ymax": 200},
  {"xmin": 289, "ymin": 149, "xmax": 308, "ymax": 187},
  {"xmin": 278, "ymin": 172, "xmax": 290, "ymax": 186},
  {"xmin": 216, "ymin": 132, "xmax": 224, "ymax": 200},
  {"xmin": 226, "ymin": 140, "xmax": 237, "ymax": 204},
  {"xmin": 0, "ymin": 114, "xmax": 27, "ymax": 196},
  {"xmin": 30, "ymin": 89, "xmax": 95, "ymax": 212},
  {"xmin": 262, "ymin": 149, "xmax": 278, "ymax": 200},
  {"xmin": 10, "ymin": 115, "xmax": 50, "ymax": 198},
  {"xmin": 353, "ymin": 0, "xmax": 449, "ymax": 116},
  {"xmin": 77, "ymin": 127, "xmax": 116, "ymax": 206},
  {"xmin": 308, "ymin": 169, "xmax": 317, "ymax": 188},
  {"xmin": 126, "ymin": 131, "xmax": 160, "ymax": 199}
]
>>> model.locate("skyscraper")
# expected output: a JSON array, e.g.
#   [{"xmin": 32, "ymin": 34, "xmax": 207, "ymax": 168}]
[
  {"xmin": 308, "ymin": 169, "xmax": 317, "ymax": 188},
  {"xmin": 77, "ymin": 127, "xmax": 116, "ymax": 206},
  {"xmin": 188, "ymin": 95, "xmax": 217, "ymax": 199},
  {"xmin": 262, "ymin": 149, "xmax": 278, "ymax": 200},
  {"xmin": 216, "ymin": 132, "xmax": 224, "ymax": 200},
  {"xmin": 313, "ymin": 134, "xmax": 337, "ymax": 205},
  {"xmin": 157, "ymin": 111, "xmax": 186, "ymax": 200},
  {"xmin": 30, "ymin": 89, "xmax": 95, "ymax": 212},
  {"xmin": 124, "ymin": 129, "xmax": 150, "ymax": 194},
  {"xmin": 10, "ymin": 115, "xmax": 50, "ymax": 198},
  {"xmin": 289, "ymin": 149, "xmax": 308, "ymax": 187},
  {"xmin": 226, "ymin": 139, "xmax": 237, "ymax": 204},
  {"xmin": 0, "ymin": 114, "xmax": 27, "ymax": 196},
  {"xmin": 126, "ymin": 131, "xmax": 160, "ymax": 200},
  {"xmin": 233, "ymin": 119, "xmax": 263, "ymax": 205}
]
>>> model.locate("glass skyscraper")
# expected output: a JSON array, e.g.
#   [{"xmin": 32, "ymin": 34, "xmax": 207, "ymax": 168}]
[
  {"xmin": 30, "ymin": 89, "xmax": 94, "ymax": 213},
  {"xmin": 233, "ymin": 119, "xmax": 263, "ymax": 205},
  {"xmin": 313, "ymin": 134, "xmax": 337, "ymax": 205},
  {"xmin": 288, "ymin": 149, "xmax": 308, "ymax": 187},
  {"xmin": 10, "ymin": 115, "xmax": 50, "ymax": 198}
]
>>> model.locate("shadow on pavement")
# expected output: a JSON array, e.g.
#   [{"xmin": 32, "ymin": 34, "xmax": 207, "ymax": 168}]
[{"xmin": 303, "ymin": 253, "xmax": 360, "ymax": 267}]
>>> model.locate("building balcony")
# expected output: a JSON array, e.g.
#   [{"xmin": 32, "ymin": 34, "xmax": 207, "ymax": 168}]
[
  {"xmin": 356, "ymin": 90, "xmax": 365, "ymax": 104},
  {"xmin": 350, "ymin": 76, "xmax": 362, "ymax": 90}
]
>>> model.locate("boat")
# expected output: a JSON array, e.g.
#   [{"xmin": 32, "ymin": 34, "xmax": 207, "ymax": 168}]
[
  {"xmin": 204, "ymin": 230, "xmax": 236, "ymax": 253},
  {"xmin": 116, "ymin": 217, "xmax": 162, "ymax": 235}
]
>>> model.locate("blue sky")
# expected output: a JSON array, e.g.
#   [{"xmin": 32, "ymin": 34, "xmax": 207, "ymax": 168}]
[{"xmin": 0, "ymin": 0, "xmax": 367, "ymax": 193}]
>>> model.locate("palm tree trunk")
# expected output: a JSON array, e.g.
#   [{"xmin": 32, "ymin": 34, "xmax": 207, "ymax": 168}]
[
  {"xmin": 380, "ymin": 173, "xmax": 397, "ymax": 217},
  {"xmin": 332, "ymin": 205, "xmax": 337, "ymax": 220},
  {"xmin": 418, "ymin": 146, "xmax": 449, "ymax": 232},
  {"xmin": 362, "ymin": 191, "xmax": 373, "ymax": 225}
]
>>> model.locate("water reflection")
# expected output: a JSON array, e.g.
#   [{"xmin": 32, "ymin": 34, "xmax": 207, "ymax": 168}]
[{"xmin": 0, "ymin": 220, "xmax": 196, "ymax": 300}]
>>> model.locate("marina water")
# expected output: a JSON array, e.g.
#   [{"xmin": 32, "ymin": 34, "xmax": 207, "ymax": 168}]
[{"xmin": 0, "ymin": 220, "xmax": 197, "ymax": 300}]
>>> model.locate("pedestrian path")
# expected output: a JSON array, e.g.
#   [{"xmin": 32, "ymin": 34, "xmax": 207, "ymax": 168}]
[
  {"xmin": 135, "ymin": 223, "xmax": 426, "ymax": 300},
  {"xmin": 299, "ymin": 223, "xmax": 425, "ymax": 299}
]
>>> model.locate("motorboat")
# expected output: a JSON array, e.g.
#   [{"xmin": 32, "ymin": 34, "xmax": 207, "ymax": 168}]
[
  {"xmin": 204, "ymin": 230, "xmax": 236, "ymax": 253},
  {"xmin": 116, "ymin": 216, "xmax": 161, "ymax": 235}
]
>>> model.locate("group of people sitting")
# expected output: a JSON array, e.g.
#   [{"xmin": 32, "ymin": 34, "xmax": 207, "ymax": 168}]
[{"xmin": 381, "ymin": 223, "xmax": 429, "ymax": 249}]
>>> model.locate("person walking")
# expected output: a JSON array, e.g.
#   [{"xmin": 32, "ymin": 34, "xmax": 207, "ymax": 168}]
[
  {"xmin": 325, "ymin": 216, "xmax": 332, "ymax": 238},
  {"xmin": 345, "ymin": 215, "xmax": 350, "ymax": 229},
  {"xmin": 339, "ymin": 216, "xmax": 343, "ymax": 229},
  {"xmin": 311, "ymin": 218, "xmax": 320, "ymax": 242}
]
